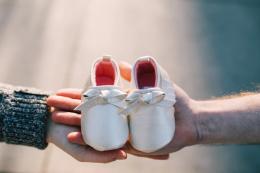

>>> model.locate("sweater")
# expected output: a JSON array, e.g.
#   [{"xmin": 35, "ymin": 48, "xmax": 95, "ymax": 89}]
[{"xmin": 0, "ymin": 83, "xmax": 50, "ymax": 149}]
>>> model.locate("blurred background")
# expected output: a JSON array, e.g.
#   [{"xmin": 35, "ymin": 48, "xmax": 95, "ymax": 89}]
[{"xmin": 0, "ymin": 0, "xmax": 260, "ymax": 172}]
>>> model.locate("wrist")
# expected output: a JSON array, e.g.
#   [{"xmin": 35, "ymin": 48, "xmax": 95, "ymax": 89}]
[
  {"xmin": 191, "ymin": 100, "xmax": 211, "ymax": 145},
  {"xmin": 181, "ymin": 98, "xmax": 204, "ymax": 146},
  {"xmin": 46, "ymin": 117, "xmax": 55, "ymax": 144},
  {"xmin": 192, "ymin": 100, "xmax": 225, "ymax": 145},
  {"xmin": 0, "ymin": 83, "xmax": 50, "ymax": 149}
]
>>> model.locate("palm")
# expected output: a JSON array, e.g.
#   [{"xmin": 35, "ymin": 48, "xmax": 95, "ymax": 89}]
[{"xmin": 47, "ymin": 118, "xmax": 126, "ymax": 163}]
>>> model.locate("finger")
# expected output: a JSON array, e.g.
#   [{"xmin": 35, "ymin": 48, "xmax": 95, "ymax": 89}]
[
  {"xmin": 56, "ymin": 88, "xmax": 82, "ymax": 99},
  {"xmin": 148, "ymin": 154, "xmax": 170, "ymax": 160},
  {"xmin": 130, "ymin": 153, "xmax": 170, "ymax": 160},
  {"xmin": 47, "ymin": 95, "xmax": 81, "ymax": 111},
  {"xmin": 147, "ymin": 154, "xmax": 170, "ymax": 160},
  {"xmin": 123, "ymin": 142, "xmax": 170, "ymax": 156},
  {"xmin": 67, "ymin": 131, "xmax": 85, "ymax": 145},
  {"xmin": 52, "ymin": 111, "xmax": 81, "ymax": 126},
  {"xmin": 119, "ymin": 61, "xmax": 132, "ymax": 82},
  {"xmin": 78, "ymin": 148, "xmax": 127, "ymax": 163}
]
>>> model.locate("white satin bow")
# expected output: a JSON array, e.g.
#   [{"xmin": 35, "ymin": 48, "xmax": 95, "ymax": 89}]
[
  {"xmin": 75, "ymin": 88, "xmax": 127, "ymax": 111},
  {"xmin": 122, "ymin": 88, "xmax": 173, "ymax": 114},
  {"xmin": 126, "ymin": 89, "xmax": 165, "ymax": 105}
]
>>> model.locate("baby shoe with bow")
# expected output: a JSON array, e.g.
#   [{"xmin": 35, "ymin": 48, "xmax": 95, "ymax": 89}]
[
  {"xmin": 125, "ymin": 56, "xmax": 176, "ymax": 153},
  {"xmin": 75, "ymin": 56, "xmax": 129, "ymax": 151}
]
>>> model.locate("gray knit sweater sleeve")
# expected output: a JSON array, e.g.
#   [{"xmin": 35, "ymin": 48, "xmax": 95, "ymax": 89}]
[{"xmin": 0, "ymin": 83, "xmax": 50, "ymax": 149}]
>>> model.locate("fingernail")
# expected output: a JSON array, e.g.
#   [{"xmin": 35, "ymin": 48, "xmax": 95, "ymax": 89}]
[{"xmin": 117, "ymin": 151, "xmax": 127, "ymax": 160}]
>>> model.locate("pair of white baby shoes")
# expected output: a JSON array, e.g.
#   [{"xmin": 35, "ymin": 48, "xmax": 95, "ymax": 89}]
[{"xmin": 75, "ymin": 56, "xmax": 176, "ymax": 153}]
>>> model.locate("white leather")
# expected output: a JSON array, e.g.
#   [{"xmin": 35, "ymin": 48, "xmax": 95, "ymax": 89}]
[
  {"xmin": 128, "ymin": 56, "xmax": 176, "ymax": 153},
  {"xmin": 76, "ymin": 57, "xmax": 129, "ymax": 151}
]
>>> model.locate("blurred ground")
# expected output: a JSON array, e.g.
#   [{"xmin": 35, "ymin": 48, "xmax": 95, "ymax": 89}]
[{"xmin": 0, "ymin": 0, "xmax": 260, "ymax": 172}]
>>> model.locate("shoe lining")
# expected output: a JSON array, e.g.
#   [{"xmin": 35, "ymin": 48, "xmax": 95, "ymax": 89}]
[
  {"xmin": 95, "ymin": 60, "xmax": 116, "ymax": 86},
  {"xmin": 136, "ymin": 61, "xmax": 156, "ymax": 89}
]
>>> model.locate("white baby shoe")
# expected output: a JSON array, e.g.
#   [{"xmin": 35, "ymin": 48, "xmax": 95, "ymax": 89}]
[
  {"xmin": 126, "ymin": 56, "xmax": 176, "ymax": 153},
  {"xmin": 75, "ymin": 56, "xmax": 129, "ymax": 151}
]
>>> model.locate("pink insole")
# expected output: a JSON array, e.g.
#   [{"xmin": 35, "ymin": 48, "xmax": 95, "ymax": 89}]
[
  {"xmin": 136, "ymin": 61, "xmax": 156, "ymax": 89},
  {"xmin": 95, "ymin": 61, "xmax": 115, "ymax": 86}
]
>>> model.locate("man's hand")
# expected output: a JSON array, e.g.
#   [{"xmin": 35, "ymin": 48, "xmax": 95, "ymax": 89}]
[
  {"xmin": 47, "ymin": 62, "xmax": 200, "ymax": 159},
  {"xmin": 124, "ymin": 84, "xmax": 199, "ymax": 156}
]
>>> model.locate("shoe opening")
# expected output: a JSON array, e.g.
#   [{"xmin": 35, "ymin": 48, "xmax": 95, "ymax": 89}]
[
  {"xmin": 136, "ymin": 59, "xmax": 156, "ymax": 89},
  {"xmin": 95, "ymin": 59, "xmax": 116, "ymax": 86}
]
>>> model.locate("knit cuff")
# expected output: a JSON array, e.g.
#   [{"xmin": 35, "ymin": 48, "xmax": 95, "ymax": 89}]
[
  {"xmin": 0, "ymin": 91, "xmax": 4, "ymax": 141},
  {"xmin": 0, "ymin": 84, "xmax": 50, "ymax": 149}
]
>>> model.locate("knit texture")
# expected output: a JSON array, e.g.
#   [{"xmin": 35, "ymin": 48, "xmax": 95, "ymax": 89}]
[{"xmin": 0, "ymin": 83, "xmax": 50, "ymax": 149}]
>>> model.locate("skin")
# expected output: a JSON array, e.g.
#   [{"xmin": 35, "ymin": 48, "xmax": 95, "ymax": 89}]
[
  {"xmin": 47, "ymin": 90, "xmax": 127, "ymax": 163},
  {"xmin": 47, "ymin": 112, "xmax": 127, "ymax": 163},
  {"xmin": 47, "ymin": 62, "xmax": 260, "ymax": 162},
  {"xmin": 196, "ymin": 94, "xmax": 260, "ymax": 144}
]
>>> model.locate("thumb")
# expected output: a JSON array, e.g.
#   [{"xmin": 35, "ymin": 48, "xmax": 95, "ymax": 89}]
[{"xmin": 119, "ymin": 61, "xmax": 132, "ymax": 82}]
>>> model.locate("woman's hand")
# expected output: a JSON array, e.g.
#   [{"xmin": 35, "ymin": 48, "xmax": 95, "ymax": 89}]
[{"xmin": 46, "ymin": 90, "xmax": 127, "ymax": 163}]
